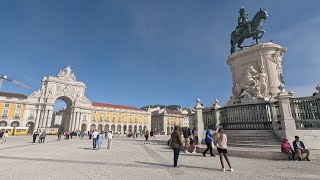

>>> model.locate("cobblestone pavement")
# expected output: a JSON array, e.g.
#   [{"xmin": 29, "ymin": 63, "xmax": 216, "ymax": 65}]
[{"xmin": 0, "ymin": 136, "xmax": 319, "ymax": 180}]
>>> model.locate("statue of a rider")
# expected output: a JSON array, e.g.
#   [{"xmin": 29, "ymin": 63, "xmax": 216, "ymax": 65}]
[{"xmin": 236, "ymin": 7, "xmax": 251, "ymax": 35}]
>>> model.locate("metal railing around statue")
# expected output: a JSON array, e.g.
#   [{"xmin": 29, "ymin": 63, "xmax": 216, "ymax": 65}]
[
  {"xmin": 290, "ymin": 97, "xmax": 320, "ymax": 129},
  {"xmin": 220, "ymin": 103, "xmax": 273, "ymax": 130}
]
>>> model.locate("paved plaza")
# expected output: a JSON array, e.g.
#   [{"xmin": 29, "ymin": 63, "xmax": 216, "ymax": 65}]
[{"xmin": 0, "ymin": 136, "xmax": 319, "ymax": 180}]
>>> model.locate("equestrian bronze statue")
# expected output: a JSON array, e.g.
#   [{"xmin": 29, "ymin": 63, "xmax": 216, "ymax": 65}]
[{"xmin": 230, "ymin": 7, "xmax": 268, "ymax": 54}]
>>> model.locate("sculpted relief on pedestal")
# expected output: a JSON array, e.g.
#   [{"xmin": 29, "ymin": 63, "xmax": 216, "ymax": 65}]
[{"xmin": 232, "ymin": 66, "xmax": 269, "ymax": 101}]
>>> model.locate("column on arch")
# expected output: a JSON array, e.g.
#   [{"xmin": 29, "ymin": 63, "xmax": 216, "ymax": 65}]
[
  {"xmin": 71, "ymin": 111, "xmax": 77, "ymax": 131},
  {"xmin": 75, "ymin": 112, "xmax": 81, "ymax": 131},
  {"xmin": 34, "ymin": 108, "xmax": 42, "ymax": 130}
]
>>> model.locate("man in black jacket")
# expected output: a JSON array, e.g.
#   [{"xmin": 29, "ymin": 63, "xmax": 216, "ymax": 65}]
[{"xmin": 293, "ymin": 136, "xmax": 310, "ymax": 161}]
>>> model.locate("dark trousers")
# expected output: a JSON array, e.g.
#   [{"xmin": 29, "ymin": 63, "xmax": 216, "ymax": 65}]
[
  {"xmin": 33, "ymin": 137, "xmax": 36, "ymax": 143},
  {"xmin": 93, "ymin": 138, "xmax": 97, "ymax": 149},
  {"xmin": 173, "ymin": 147, "xmax": 181, "ymax": 167},
  {"xmin": 290, "ymin": 150, "xmax": 295, "ymax": 160},
  {"xmin": 203, "ymin": 142, "xmax": 213, "ymax": 155}
]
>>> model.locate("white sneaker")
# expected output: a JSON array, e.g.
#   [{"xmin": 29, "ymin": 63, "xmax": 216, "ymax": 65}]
[
  {"xmin": 192, "ymin": 151, "xmax": 196, "ymax": 154},
  {"xmin": 185, "ymin": 151, "xmax": 190, "ymax": 154},
  {"xmin": 222, "ymin": 168, "xmax": 225, "ymax": 172},
  {"xmin": 230, "ymin": 168, "xmax": 233, "ymax": 172}
]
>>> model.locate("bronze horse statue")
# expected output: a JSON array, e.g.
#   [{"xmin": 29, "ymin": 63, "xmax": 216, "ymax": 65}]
[{"xmin": 230, "ymin": 9, "xmax": 268, "ymax": 54}]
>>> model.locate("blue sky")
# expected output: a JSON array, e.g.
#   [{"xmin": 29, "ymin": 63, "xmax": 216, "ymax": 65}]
[{"xmin": 0, "ymin": 0, "xmax": 319, "ymax": 109}]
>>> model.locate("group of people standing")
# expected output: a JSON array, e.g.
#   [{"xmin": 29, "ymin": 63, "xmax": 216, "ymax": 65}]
[
  {"xmin": 32, "ymin": 131, "xmax": 47, "ymax": 143},
  {"xmin": 92, "ymin": 130, "xmax": 113, "ymax": 150},
  {"xmin": 170, "ymin": 126, "xmax": 233, "ymax": 172}
]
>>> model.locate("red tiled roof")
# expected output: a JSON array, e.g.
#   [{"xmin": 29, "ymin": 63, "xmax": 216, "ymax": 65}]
[
  {"xmin": 0, "ymin": 92, "xmax": 27, "ymax": 99},
  {"xmin": 92, "ymin": 102, "xmax": 144, "ymax": 111}
]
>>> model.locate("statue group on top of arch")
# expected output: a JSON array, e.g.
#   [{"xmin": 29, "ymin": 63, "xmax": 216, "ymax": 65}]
[
  {"xmin": 58, "ymin": 66, "xmax": 76, "ymax": 81},
  {"xmin": 232, "ymin": 66, "xmax": 269, "ymax": 101}
]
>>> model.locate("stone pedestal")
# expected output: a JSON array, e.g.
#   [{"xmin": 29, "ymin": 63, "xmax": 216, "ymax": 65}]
[
  {"xmin": 195, "ymin": 99, "xmax": 204, "ymax": 141},
  {"xmin": 227, "ymin": 42, "xmax": 287, "ymax": 104}
]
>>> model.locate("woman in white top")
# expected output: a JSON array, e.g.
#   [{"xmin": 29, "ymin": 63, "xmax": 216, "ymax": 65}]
[
  {"xmin": 107, "ymin": 131, "xmax": 113, "ymax": 150},
  {"xmin": 216, "ymin": 129, "xmax": 233, "ymax": 172},
  {"xmin": 3, "ymin": 131, "xmax": 9, "ymax": 143}
]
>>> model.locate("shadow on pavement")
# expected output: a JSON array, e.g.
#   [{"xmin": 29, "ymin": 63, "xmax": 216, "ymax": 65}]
[{"xmin": 134, "ymin": 161, "xmax": 221, "ymax": 171}]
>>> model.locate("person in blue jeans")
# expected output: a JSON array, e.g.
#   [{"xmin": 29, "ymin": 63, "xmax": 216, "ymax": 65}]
[{"xmin": 202, "ymin": 127, "xmax": 215, "ymax": 157}]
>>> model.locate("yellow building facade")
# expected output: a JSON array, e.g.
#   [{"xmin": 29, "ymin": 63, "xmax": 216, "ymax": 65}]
[{"xmin": 0, "ymin": 67, "xmax": 151, "ymax": 134}]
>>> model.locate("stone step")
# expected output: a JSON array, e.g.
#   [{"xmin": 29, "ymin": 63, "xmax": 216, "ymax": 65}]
[
  {"xmin": 226, "ymin": 137, "xmax": 281, "ymax": 141},
  {"xmin": 227, "ymin": 140, "xmax": 281, "ymax": 145},
  {"xmin": 227, "ymin": 143, "xmax": 280, "ymax": 149}
]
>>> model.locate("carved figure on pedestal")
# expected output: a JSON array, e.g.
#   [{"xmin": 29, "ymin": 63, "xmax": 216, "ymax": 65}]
[{"xmin": 258, "ymin": 67, "xmax": 268, "ymax": 96}]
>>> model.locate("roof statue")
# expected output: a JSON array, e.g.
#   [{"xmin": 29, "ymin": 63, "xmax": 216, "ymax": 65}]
[
  {"xmin": 230, "ymin": 7, "xmax": 268, "ymax": 54},
  {"xmin": 58, "ymin": 66, "xmax": 76, "ymax": 81}
]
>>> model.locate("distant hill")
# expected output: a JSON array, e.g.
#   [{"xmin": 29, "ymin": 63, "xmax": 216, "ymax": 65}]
[{"xmin": 141, "ymin": 105, "xmax": 181, "ymax": 111}]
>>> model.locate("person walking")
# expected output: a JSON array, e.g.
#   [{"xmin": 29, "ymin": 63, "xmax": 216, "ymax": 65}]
[
  {"xmin": 183, "ymin": 128, "xmax": 191, "ymax": 153},
  {"xmin": 171, "ymin": 126, "xmax": 182, "ymax": 168},
  {"xmin": 150, "ymin": 129, "xmax": 155, "ymax": 143},
  {"xmin": 89, "ymin": 131, "xmax": 92, "ymax": 140},
  {"xmin": 92, "ymin": 130, "xmax": 99, "ymax": 149},
  {"xmin": 40, "ymin": 131, "xmax": 46, "ymax": 143},
  {"xmin": 3, "ymin": 131, "xmax": 9, "ymax": 143},
  {"xmin": 145, "ymin": 130, "xmax": 150, "ymax": 144},
  {"xmin": 57, "ymin": 131, "xmax": 62, "ymax": 141},
  {"xmin": 97, "ymin": 131, "xmax": 105, "ymax": 150},
  {"xmin": 0, "ymin": 131, "xmax": 4, "ymax": 140},
  {"xmin": 202, "ymin": 128, "xmax": 215, "ymax": 157},
  {"xmin": 216, "ymin": 129, "xmax": 233, "ymax": 172},
  {"xmin": 32, "ymin": 131, "xmax": 39, "ymax": 143},
  {"xmin": 107, "ymin": 131, "xmax": 113, "ymax": 150}
]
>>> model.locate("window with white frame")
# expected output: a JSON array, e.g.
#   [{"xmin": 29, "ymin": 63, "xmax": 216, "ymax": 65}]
[
  {"xmin": 4, "ymin": 103, "xmax": 10, "ymax": 108},
  {"xmin": 2, "ymin": 109, "xmax": 9, "ymax": 117},
  {"xmin": 16, "ymin": 104, "xmax": 22, "ymax": 109},
  {"xmin": 14, "ymin": 110, "xmax": 21, "ymax": 118}
]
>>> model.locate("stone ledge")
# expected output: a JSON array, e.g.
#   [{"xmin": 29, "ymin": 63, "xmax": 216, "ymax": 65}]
[{"xmin": 155, "ymin": 139, "xmax": 320, "ymax": 161}]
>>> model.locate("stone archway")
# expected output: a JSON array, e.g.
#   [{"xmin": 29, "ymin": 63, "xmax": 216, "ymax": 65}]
[
  {"xmin": 144, "ymin": 126, "xmax": 147, "ymax": 132},
  {"xmin": 134, "ymin": 125, "xmax": 137, "ymax": 131},
  {"xmin": 117, "ymin": 125, "xmax": 121, "ymax": 134},
  {"xmin": 0, "ymin": 121, "xmax": 8, "ymax": 127},
  {"xmin": 128, "ymin": 125, "xmax": 132, "ymax": 132},
  {"xmin": 10, "ymin": 121, "xmax": 20, "ymax": 127},
  {"xmin": 98, "ymin": 124, "xmax": 103, "ymax": 132},
  {"xmin": 29, "ymin": 67, "xmax": 92, "ymax": 132},
  {"xmin": 123, "ymin": 125, "xmax": 127, "ymax": 133},
  {"xmin": 53, "ymin": 96, "xmax": 73, "ymax": 131},
  {"xmin": 90, "ymin": 124, "xmax": 96, "ymax": 131},
  {"xmin": 104, "ymin": 124, "xmax": 109, "ymax": 132},
  {"xmin": 111, "ymin": 124, "xmax": 116, "ymax": 132},
  {"xmin": 139, "ymin": 125, "xmax": 142, "ymax": 134},
  {"xmin": 26, "ymin": 122, "xmax": 35, "ymax": 134},
  {"xmin": 81, "ymin": 123, "xmax": 87, "ymax": 131}
]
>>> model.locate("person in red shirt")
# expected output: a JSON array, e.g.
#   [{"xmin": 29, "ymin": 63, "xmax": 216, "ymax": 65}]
[{"xmin": 281, "ymin": 138, "xmax": 295, "ymax": 160}]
